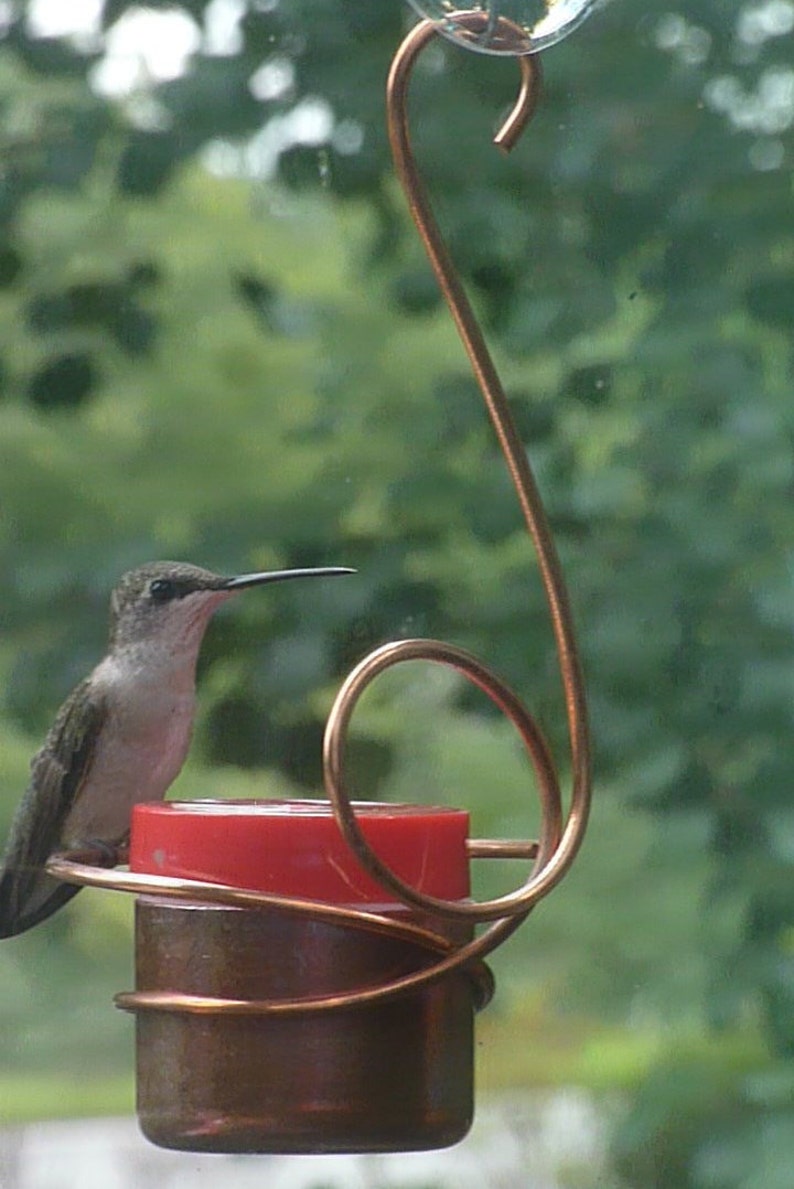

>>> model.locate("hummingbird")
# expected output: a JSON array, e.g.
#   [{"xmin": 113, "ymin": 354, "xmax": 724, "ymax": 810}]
[{"xmin": 0, "ymin": 560, "xmax": 353, "ymax": 939}]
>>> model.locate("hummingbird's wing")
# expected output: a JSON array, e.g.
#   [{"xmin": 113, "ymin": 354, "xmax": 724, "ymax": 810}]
[{"xmin": 0, "ymin": 679, "xmax": 108, "ymax": 938}]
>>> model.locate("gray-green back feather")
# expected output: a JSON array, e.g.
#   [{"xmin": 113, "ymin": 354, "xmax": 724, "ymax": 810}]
[{"xmin": 0, "ymin": 679, "xmax": 107, "ymax": 938}]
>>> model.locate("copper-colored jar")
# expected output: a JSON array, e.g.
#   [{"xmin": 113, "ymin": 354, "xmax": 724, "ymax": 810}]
[{"xmin": 126, "ymin": 800, "xmax": 479, "ymax": 1154}]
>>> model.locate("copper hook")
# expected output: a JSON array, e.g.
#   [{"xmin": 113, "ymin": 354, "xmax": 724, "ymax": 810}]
[{"xmin": 323, "ymin": 16, "xmax": 592, "ymax": 922}]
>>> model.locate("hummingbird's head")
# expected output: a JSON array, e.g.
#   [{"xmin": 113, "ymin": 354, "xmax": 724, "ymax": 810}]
[{"xmin": 108, "ymin": 561, "xmax": 354, "ymax": 652}]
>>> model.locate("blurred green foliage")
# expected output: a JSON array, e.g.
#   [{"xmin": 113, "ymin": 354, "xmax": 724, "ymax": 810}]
[{"xmin": 0, "ymin": 1, "xmax": 792, "ymax": 1185}]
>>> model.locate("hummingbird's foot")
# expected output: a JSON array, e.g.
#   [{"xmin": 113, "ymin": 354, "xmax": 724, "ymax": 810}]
[
  {"xmin": 89, "ymin": 838, "xmax": 123, "ymax": 868},
  {"xmin": 53, "ymin": 838, "xmax": 122, "ymax": 867}
]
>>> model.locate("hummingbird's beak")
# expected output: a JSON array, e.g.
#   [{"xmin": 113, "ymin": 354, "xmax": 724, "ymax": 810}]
[{"xmin": 222, "ymin": 567, "xmax": 355, "ymax": 592}]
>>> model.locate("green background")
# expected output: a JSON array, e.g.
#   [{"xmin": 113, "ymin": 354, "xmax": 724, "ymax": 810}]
[{"xmin": 0, "ymin": 2, "xmax": 793, "ymax": 1186}]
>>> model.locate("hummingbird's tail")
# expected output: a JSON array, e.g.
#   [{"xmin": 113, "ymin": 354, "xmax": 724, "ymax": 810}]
[{"xmin": 0, "ymin": 866, "xmax": 81, "ymax": 939}]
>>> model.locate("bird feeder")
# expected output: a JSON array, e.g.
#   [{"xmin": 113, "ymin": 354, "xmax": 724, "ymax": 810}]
[
  {"xmin": 47, "ymin": 4, "xmax": 597, "ymax": 1156},
  {"xmin": 125, "ymin": 799, "xmax": 480, "ymax": 1152}
]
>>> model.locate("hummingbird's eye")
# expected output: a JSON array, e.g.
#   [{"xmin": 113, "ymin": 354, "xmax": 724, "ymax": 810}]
[{"xmin": 148, "ymin": 578, "xmax": 178, "ymax": 602}]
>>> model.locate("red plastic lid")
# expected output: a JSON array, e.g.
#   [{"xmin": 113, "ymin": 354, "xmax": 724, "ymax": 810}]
[{"xmin": 130, "ymin": 800, "xmax": 470, "ymax": 904}]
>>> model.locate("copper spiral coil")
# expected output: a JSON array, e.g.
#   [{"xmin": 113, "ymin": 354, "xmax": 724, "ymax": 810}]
[
  {"xmin": 48, "ymin": 13, "xmax": 591, "ymax": 1018},
  {"xmin": 323, "ymin": 12, "xmax": 591, "ymax": 923}
]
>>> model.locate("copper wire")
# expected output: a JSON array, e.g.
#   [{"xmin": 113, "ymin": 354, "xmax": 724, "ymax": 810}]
[
  {"xmin": 48, "ymin": 13, "xmax": 591, "ymax": 1017},
  {"xmin": 323, "ymin": 14, "xmax": 591, "ymax": 921}
]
